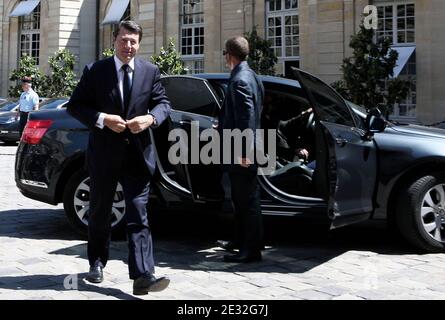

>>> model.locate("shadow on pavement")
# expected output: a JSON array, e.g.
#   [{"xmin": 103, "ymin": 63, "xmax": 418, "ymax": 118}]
[
  {"xmin": 0, "ymin": 208, "xmax": 424, "ymax": 276},
  {"xmin": 47, "ymin": 212, "xmax": 421, "ymax": 275},
  {"xmin": 0, "ymin": 209, "xmax": 84, "ymax": 241},
  {"xmin": 0, "ymin": 273, "xmax": 141, "ymax": 300}
]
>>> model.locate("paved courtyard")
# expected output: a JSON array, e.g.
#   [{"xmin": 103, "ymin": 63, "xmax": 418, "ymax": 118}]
[{"xmin": 1, "ymin": 143, "xmax": 445, "ymax": 300}]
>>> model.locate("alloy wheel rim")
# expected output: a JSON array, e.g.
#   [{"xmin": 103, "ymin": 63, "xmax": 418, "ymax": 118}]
[
  {"xmin": 420, "ymin": 183, "xmax": 445, "ymax": 243},
  {"xmin": 73, "ymin": 177, "xmax": 126, "ymax": 228}
]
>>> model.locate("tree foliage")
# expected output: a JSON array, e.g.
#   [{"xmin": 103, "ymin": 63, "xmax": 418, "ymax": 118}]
[
  {"xmin": 9, "ymin": 49, "xmax": 78, "ymax": 98},
  {"xmin": 332, "ymin": 23, "xmax": 410, "ymax": 117},
  {"xmin": 102, "ymin": 48, "xmax": 115, "ymax": 59},
  {"xmin": 244, "ymin": 26, "xmax": 277, "ymax": 75},
  {"xmin": 150, "ymin": 38, "xmax": 186, "ymax": 75},
  {"xmin": 43, "ymin": 49, "xmax": 78, "ymax": 97},
  {"xmin": 8, "ymin": 55, "xmax": 44, "ymax": 97}
]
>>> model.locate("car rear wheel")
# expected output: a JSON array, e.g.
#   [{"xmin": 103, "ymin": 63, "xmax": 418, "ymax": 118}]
[
  {"xmin": 396, "ymin": 173, "xmax": 445, "ymax": 252},
  {"xmin": 63, "ymin": 169, "xmax": 126, "ymax": 235}
]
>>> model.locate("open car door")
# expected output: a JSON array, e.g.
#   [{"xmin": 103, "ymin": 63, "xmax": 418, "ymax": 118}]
[
  {"xmin": 292, "ymin": 68, "xmax": 378, "ymax": 229},
  {"xmin": 156, "ymin": 76, "xmax": 223, "ymax": 202}
]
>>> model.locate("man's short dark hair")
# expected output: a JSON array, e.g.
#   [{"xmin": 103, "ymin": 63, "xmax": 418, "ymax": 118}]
[
  {"xmin": 113, "ymin": 20, "xmax": 143, "ymax": 42},
  {"xmin": 225, "ymin": 36, "xmax": 249, "ymax": 61},
  {"xmin": 21, "ymin": 76, "xmax": 32, "ymax": 84}
]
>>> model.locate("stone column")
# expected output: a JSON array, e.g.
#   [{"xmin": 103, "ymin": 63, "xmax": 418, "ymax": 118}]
[{"xmin": 416, "ymin": 0, "xmax": 445, "ymax": 124}]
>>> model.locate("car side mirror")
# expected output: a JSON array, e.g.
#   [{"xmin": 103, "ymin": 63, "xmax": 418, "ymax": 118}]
[{"xmin": 364, "ymin": 108, "xmax": 386, "ymax": 139}]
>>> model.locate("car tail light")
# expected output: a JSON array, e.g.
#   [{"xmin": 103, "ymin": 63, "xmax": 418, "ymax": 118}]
[{"xmin": 22, "ymin": 120, "xmax": 53, "ymax": 144}]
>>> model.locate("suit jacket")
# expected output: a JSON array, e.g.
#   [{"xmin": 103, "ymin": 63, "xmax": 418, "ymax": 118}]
[
  {"xmin": 66, "ymin": 56, "xmax": 171, "ymax": 176},
  {"xmin": 277, "ymin": 109, "xmax": 315, "ymax": 162},
  {"xmin": 219, "ymin": 61, "xmax": 264, "ymax": 165}
]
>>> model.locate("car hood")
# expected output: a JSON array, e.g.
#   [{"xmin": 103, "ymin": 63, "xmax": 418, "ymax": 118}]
[{"xmin": 389, "ymin": 123, "xmax": 445, "ymax": 139}]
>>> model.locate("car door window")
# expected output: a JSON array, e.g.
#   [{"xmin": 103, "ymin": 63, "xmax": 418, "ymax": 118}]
[
  {"xmin": 262, "ymin": 81, "xmax": 313, "ymax": 130},
  {"xmin": 161, "ymin": 76, "xmax": 220, "ymax": 118},
  {"xmin": 297, "ymin": 71, "xmax": 355, "ymax": 127},
  {"xmin": 207, "ymin": 80, "xmax": 227, "ymax": 106}
]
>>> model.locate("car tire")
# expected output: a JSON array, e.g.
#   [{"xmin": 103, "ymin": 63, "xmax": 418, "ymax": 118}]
[
  {"xmin": 63, "ymin": 169, "xmax": 127, "ymax": 236},
  {"xmin": 395, "ymin": 173, "xmax": 445, "ymax": 252}
]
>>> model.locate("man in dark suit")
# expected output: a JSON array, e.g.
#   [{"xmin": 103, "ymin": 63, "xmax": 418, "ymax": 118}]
[
  {"xmin": 66, "ymin": 21, "xmax": 171, "ymax": 295},
  {"xmin": 217, "ymin": 36, "xmax": 264, "ymax": 263}
]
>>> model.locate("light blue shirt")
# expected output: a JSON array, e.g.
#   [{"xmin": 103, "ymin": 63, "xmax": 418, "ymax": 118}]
[{"xmin": 19, "ymin": 88, "xmax": 39, "ymax": 112}]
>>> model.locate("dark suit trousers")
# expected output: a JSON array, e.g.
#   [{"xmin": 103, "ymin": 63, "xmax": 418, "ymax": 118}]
[
  {"xmin": 19, "ymin": 111, "xmax": 29, "ymax": 137},
  {"xmin": 228, "ymin": 166, "xmax": 263, "ymax": 253},
  {"xmin": 87, "ymin": 140, "xmax": 154, "ymax": 280}
]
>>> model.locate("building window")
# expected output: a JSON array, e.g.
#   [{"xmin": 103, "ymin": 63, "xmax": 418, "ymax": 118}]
[
  {"xmin": 376, "ymin": 2, "xmax": 416, "ymax": 120},
  {"xmin": 392, "ymin": 53, "xmax": 416, "ymax": 119},
  {"xmin": 266, "ymin": 0, "xmax": 299, "ymax": 75},
  {"xmin": 180, "ymin": 0, "xmax": 204, "ymax": 74},
  {"xmin": 19, "ymin": 3, "xmax": 40, "ymax": 65},
  {"xmin": 377, "ymin": 2, "xmax": 415, "ymax": 45},
  {"xmin": 110, "ymin": 3, "xmax": 131, "ymax": 44},
  {"xmin": 183, "ymin": 59, "xmax": 204, "ymax": 74}
]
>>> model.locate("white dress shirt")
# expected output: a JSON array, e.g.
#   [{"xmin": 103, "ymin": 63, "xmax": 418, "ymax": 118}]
[{"xmin": 95, "ymin": 56, "xmax": 135, "ymax": 129}]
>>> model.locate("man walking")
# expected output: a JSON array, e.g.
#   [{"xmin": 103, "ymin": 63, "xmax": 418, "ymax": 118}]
[
  {"xmin": 66, "ymin": 20, "xmax": 171, "ymax": 295},
  {"xmin": 217, "ymin": 36, "xmax": 265, "ymax": 263},
  {"xmin": 18, "ymin": 76, "xmax": 39, "ymax": 137}
]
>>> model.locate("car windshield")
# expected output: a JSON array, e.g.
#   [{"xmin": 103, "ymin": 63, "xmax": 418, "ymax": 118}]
[
  {"xmin": 39, "ymin": 99, "xmax": 67, "ymax": 110},
  {"xmin": 0, "ymin": 101, "xmax": 18, "ymax": 112}
]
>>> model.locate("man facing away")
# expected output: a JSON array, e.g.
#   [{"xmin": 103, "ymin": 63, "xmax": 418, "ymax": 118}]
[
  {"xmin": 217, "ymin": 36, "xmax": 265, "ymax": 263},
  {"xmin": 66, "ymin": 20, "xmax": 171, "ymax": 295},
  {"xmin": 18, "ymin": 76, "xmax": 39, "ymax": 137}
]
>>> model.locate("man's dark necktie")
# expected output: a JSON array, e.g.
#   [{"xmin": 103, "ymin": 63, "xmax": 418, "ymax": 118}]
[{"xmin": 122, "ymin": 64, "xmax": 132, "ymax": 117}]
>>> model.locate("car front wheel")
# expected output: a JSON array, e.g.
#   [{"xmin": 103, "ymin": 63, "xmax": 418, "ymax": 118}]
[
  {"xmin": 396, "ymin": 173, "xmax": 445, "ymax": 252},
  {"xmin": 63, "ymin": 169, "xmax": 127, "ymax": 235}
]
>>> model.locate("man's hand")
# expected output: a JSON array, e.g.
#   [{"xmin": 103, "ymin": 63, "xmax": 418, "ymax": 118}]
[
  {"xmin": 238, "ymin": 157, "xmax": 252, "ymax": 168},
  {"xmin": 126, "ymin": 115, "xmax": 154, "ymax": 134},
  {"xmin": 295, "ymin": 148, "xmax": 309, "ymax": 162},
  {"xmin": 104, "ymin": 114, "xmax": 127, "ymax": 133}
]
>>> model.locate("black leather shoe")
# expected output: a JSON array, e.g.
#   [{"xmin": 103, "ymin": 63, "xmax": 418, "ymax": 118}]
[
  {"xmin": 216, "ymin": 240, "xmax": 239, "ymax": 252},
  {"xmin": 223, "ymin": 251, "xmax": 262, "ymax": 263},
  {"xmin": 133, "ymin": 275, "xmax": 170, "ymax": 295},
  {"xmin": 86, "ymin": 260, "xmax": 104, "ymax": 283},
  {"xmin": 216, "ymin": 240, "xmax": 265, "ymax": 252}
]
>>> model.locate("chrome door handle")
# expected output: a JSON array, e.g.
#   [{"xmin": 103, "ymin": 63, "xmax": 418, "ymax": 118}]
[{"xmin": 335, "ymin": 138, "xmax": 348, "ymax": 146}]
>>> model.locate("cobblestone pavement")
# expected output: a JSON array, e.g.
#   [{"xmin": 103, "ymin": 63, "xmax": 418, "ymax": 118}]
[{"xmin": 1, "ymin": 143, "xmax": 445, "ymax": 300}]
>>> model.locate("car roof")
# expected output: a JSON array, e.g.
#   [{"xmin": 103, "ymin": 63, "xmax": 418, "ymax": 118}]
[
  {"xmin": 38, "ymin": 98, "xmax": 69, "ymax": 110},
  {"xmin": 192, "ymin": 73, "xmax": 301, "ymax": 87}
]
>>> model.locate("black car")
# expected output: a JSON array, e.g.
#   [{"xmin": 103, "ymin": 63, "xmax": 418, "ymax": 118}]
[
  {"xmin": 15, "ymin": 70, "xmax": 445, "ymax": 252},
  {"xmin": 0, "ymin": 98, "xmax": 68, "ymax": 144},
  {"xmin": 430, "ymin": 120, "xmax": 445, "ymax": 130},
  {"xmin": 0, "ymin": 112, "xmax": 20, "ymax": 144},
  {"xmin": 0, "ymin": 100, "xmax": 19, "ymax": 113}
]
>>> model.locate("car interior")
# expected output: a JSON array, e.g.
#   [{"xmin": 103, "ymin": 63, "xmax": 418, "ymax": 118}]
[
  {"xmin": 153, "ymin": 77, "xmax": 329, "ymax": 203},
  {"xmin": 260, "ymin": 83, "xmax": 322, "ymax": 199}
]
